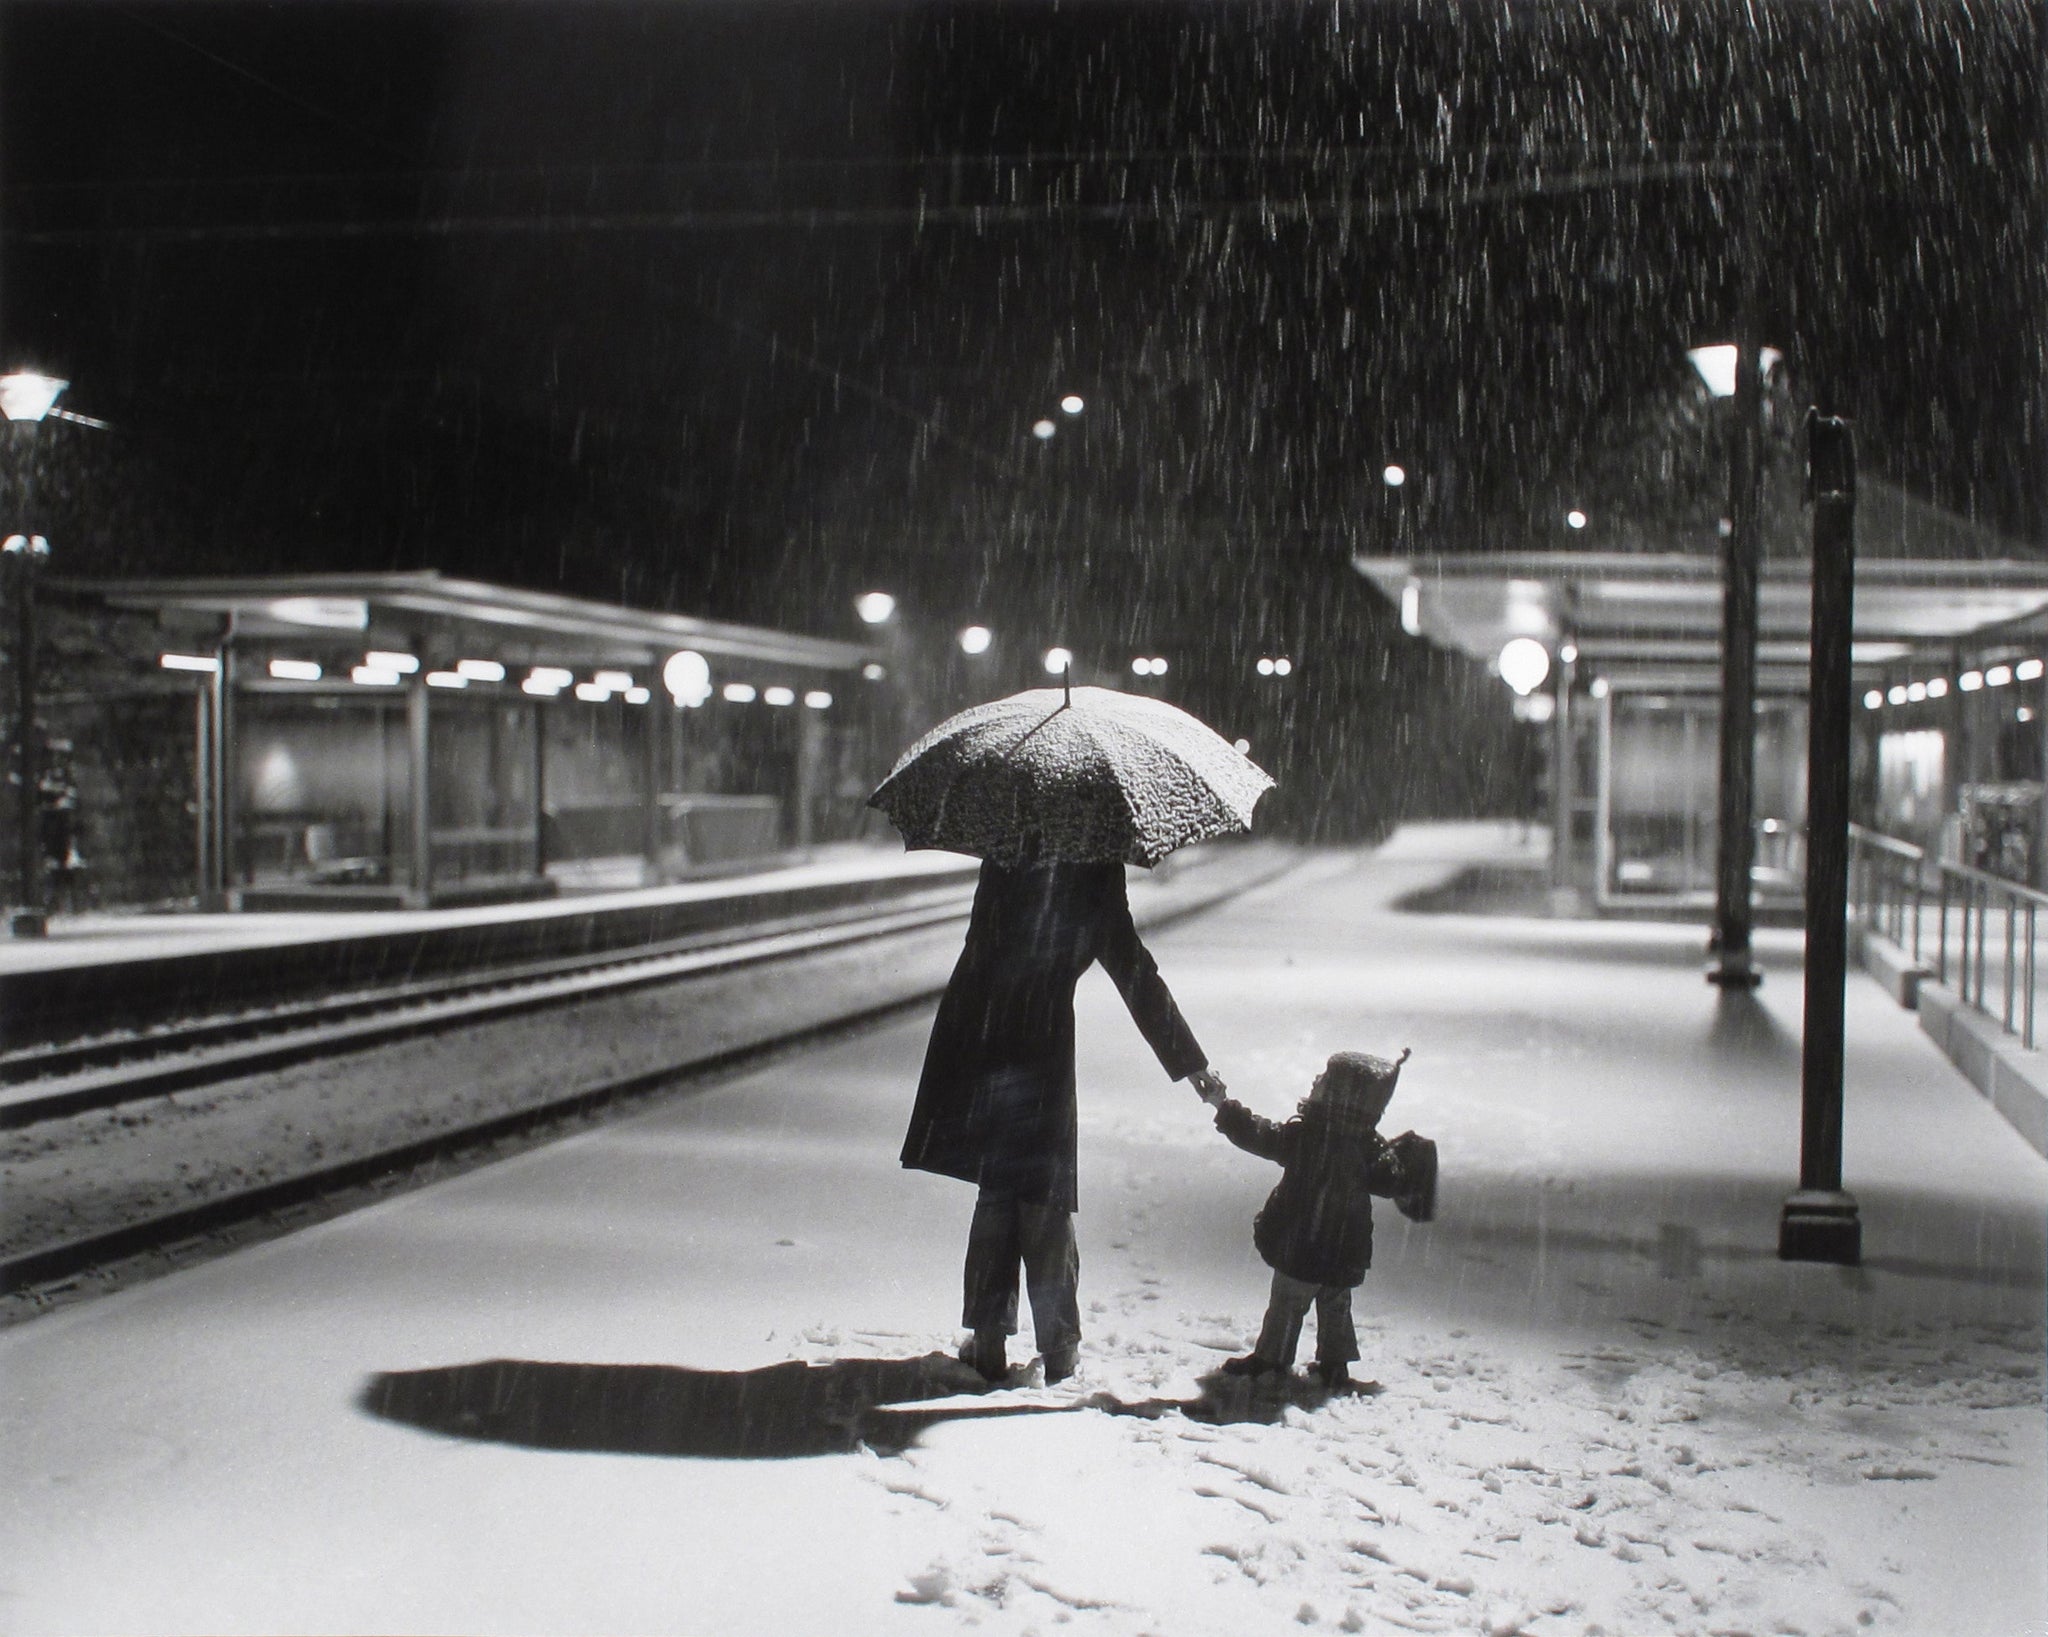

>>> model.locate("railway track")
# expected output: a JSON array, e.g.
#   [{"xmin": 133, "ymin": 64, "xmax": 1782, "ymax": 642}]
[
  {"xmin": 0, "ymin": 885, "xmax": 976, "ymax": 1130},
  {"xmin": 0, "ymin": 843, "xmax": 1301, "ymax": 1312}
]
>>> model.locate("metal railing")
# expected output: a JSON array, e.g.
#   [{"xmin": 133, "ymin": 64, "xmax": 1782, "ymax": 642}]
[{"xmin": 1849, "ymin": 822, "xmax": 2045, "ymax": 1048}]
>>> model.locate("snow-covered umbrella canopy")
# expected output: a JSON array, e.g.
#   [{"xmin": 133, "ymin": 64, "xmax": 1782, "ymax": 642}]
[{"xmin": 870, "ymin": 684, "xmax": 1274, "ymax": 868}]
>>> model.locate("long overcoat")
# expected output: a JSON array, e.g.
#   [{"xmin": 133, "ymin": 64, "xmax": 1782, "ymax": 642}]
[
  {"xmin": 1213, "ymin": 1098, "xmax": 1410, "ymax": 1287},
  {"xmin": 901, "ymin": 860, "xmax": 1207, "ymax": 1210}
]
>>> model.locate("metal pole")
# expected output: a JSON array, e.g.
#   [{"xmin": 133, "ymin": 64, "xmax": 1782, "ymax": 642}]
[
  {"xmin": 1709, "ymin": 233, "xmax": 1765, "ymax": 988},
  {"xmin": 407, "ymin": 675, "xmax": 433, "ymax": 908},
  {"xmin": 641, "ymin": 697, "xmax": 663, "ymax": 883},
  {"xmin": 8, "ymin": 547, "xmax": 46, "ymax": 937},
  {"xmin": 1549, "ymin": 646, "xmax": 1575, "ymax": 898},
  {"xmin": 1781, "ymin": 409, "xmax": 1862, "ymax": 1264}
]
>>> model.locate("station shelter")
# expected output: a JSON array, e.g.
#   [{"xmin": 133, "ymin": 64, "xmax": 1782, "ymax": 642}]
[
  {"xmin": 60, "ymin": 573, "xmax": 880, "ymax": 910},
  {"xmin": 1355, "ymin": 478, "xmax": 2048, "ymax": 911}
]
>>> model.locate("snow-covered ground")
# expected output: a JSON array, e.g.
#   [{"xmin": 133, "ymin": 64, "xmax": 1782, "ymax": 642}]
[{"xmin": 0, "ymin": 825, "xmax": 2040, "ymax": 1636}]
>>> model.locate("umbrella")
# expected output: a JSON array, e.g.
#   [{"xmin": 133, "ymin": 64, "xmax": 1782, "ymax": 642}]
[{"xmin": 869, "ymin": 679, "xmax": 1274, "ymax": 867}]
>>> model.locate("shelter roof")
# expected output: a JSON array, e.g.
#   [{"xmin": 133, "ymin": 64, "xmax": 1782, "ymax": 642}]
[
  {"xmin": 1356, "ymin": 481, "xmax": 2048, "ymax": 693},
  {"xmin": 61, "ymin": 571, "xmax": 875, "ymax": 673}
]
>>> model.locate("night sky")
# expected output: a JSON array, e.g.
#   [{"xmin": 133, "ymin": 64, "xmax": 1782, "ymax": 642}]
[{"xmin": 1, "ymin": 0, "xmax": 2042, "ymax": 826}]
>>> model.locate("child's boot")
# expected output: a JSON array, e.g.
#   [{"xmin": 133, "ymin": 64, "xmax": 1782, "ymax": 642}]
[
  {"xmin": 1221, "ymin": 1353, "xmax": 1284, "ymax": 1378},
  {"xmin": 1315, "ymin": 1360, "xmax": 1368, "ymax": 1394}
]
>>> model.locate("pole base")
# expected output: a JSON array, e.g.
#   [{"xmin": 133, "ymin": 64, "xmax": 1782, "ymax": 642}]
[
  {"xmin": 9, "ymin": 909, "xmax": 47, "ymax": 939},
  {"xmin": 1778, "ymin": 1189, "xmax": 1862, "ymax": 1264},
  {"xmin": 1706, "ymin": 959, "xmax": 1764, "ymax": 990}
]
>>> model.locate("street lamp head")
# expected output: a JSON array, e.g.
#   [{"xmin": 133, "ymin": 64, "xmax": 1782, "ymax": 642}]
[
  {"xmin": 2, "ymin": 534, "xmax": 51, "ymax": 558},
  {"xmin": 1497, "ymin": 637, "xmax": 1551, "ymax": 697},
  {"xmin": 958, "ymin": 624, "xmax": 993, "ymax": 655},
  {"xmin": 854, "ymin": 591, "xmax": 897, "ymax": 625},
  {"xmin": 0, "ymin": 373, "xmax": 67, "ymax": 423}
]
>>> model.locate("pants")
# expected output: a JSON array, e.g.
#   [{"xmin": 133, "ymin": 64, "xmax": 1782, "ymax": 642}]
[
  {"xmin": 1251, "ymin": 1269, "xmax": 1359, "ymax": 1368},
  {"xmin": 961, "ymin": 1189, "xmax": 1081, "ymax": 1357}
]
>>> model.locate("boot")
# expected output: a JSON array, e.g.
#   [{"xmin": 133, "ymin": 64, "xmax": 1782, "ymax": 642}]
[
  {"xmin": 1221, "ymin": 1353, "xmax": 1284, "ymax": 1378},
  {"xmin": 960, "ymin": 1328, "xmax": 1008, "ymax": 1384},
  {"xmin": 1040, "ymin": 1343, "xmax": 1079, "ymax": 1385}
]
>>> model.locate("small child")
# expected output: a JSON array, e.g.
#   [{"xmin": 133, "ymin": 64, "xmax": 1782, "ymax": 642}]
[{"xmin": 1199, "ymin": 1050, "xmax": 1436, "ymax": 1392}]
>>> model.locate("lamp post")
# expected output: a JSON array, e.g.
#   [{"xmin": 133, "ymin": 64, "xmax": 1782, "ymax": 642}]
[
  {"xmin": 1, "ymin": 371, "xmax": 76, "ymax": 939},
  {"xmin": 3, "ymin": 531, "xmax": 50, "ymax": 937},
  {"xmin": 1780, "ymin": 410, "xmax": 1862, "ymax": 1264},
  {"xmin": 1690, "ymin": 317, "xmax": 1775, "ymax": 990}
]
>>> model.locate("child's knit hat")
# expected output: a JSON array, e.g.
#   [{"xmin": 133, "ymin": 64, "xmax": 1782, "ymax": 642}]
[{"xmin": 1316, "ymin": 1047, "xmax": 1411, "ymax": 1128}]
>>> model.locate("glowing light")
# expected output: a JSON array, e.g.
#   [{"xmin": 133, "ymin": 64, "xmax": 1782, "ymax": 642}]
[
  {"xmin": 1060, "ymin": 394, "xmax": 1084, "ymax": 415},
  {"xmin": 573, "ymin": 681, "xmax": 609, "ymax": 702},
  {"xmin": 1988, "ymin": 665, "xmax": 2014, "ymax": 687},
  {"xmin": 528, "ymin": 666, "xmax": 573, "ymax": 690},
  {"xmin": 662, "ymin": 650, "xmax": 712, "ymax": 706},
  {"xmin": 1257, "ymin": 658, "xmax": 1274, "ymax": 676},
  {"xmin": 1887, "ymin": 685, "xmax": 1907, "ymax": 704},
  {"xmin": 1559, "ymin": 643, "xmax": 1578, "ymax": 665},
  {"xmin": 2021, "ymin": 707, "xmax": 2038, "ymax": 724},
  {"xmin": 365, "ymin": 650, "xmax": 420, "ymax": 674},
  {"xmin": 1399, "ymin": 581, "xmax": 1421, "ymax": 635},
  {"xmin": 1906, "ymin": 682, "xmax": 1928, "ymax": 703},
  {"xmin": 722, "ymin": 682, "xmax": 758, "ymax": 703},
  {"xmin": 804, "ymin": 690, "xmax": 833, "ymax": 709},
  {"xmin": 160, "ymin": 653, "xmax": 220, "ymax": 674},
  {"xmin": 268, "ymin": 658, "xmax": 322, "ymax": 682},
  {"xmin": 1566, "ymin": 510, "xmax": 1588, "ymax": 530},
  {"xmin": 1687, "ymin": 344, "xmax": 1786, "ymax": 398},
  {"xmin": 1589, "ymin": 677, "xmax": 1610, "ymax": 699},
  {"xmin": 592, "ymin": 669, "xmax": 635, "ymax": 691},
  {"xmin": 1233, "ymin": 738, "xmax": 1251, "ymax": 755},
  {"xmin": 959, "ymin": 625, "xmax": 993, "ymax": 655},
  {"xmin": 351, "ymin": 666, "xmax": 401, "ymax": 687},
  {"xmin": 1926, "ymin": 677, "xmax": 1949, "ymax": 698},
  {"xmin": 1032, "ymin": 420, "xmax": 1057, "ymax": 440},
  {"xmin": 862, "ymin": 662, "xmax": 887, "ymax": 681},
  {"xmin": 521, "ymin": 677, "xmax": 562, "ymax": 696},
  {"xmin": 425, "ymin": 671, "xmax": 467, "ymax": 689},
  {"xmin": 1497, "ymin": 638, "xmax": 1550, "ymax": 697},
  {"xmin": 1383, "ymin": 464, "xmax": 1406, "ymax": 488},
  {"xmin": 1272, "ymin": 657, "xmax": 1292, "ymax": 677},
  {"xmin": 0, "ymin": 372, "xmax": 66, "ymax": 422},
  {"xmin": 1043, "ymin": 647, "xmax": 1073, "ymax": 675},
  {"xmin": 854, "ymin": 591, "xmax": 896, "ymax": 624},
  {"xmin": 1133, "ymin": 657, "xmax": 1154, "ymax": 676},
  {"xmin": 2019, "ymin": 659, "xmax": 2045, "ymax": 682},
  {"xmin": 1863, "ymin": 690, "xmax": 1885, "ymax": 710},
  {"xmin": 1960, "ymin": 670, "xmax": 1985, "ymax": 692},
  {"xmin": 456, "ymin": 658, "xmax": 506, "ymax": 683},
  {"xmin": 623, "ymin": 686, "xmax": 652, "ymax": 705},
  {"xmin": 763, "ymin": 686, "xmax": 796, "ymax": 706},
  {"xmin": 1, "ymin": 534, "xmax": 49, "ymax": 556}
]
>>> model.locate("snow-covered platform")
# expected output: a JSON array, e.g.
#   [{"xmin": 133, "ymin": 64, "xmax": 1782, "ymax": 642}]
[
  {"xmin": 0, "ymin": 844, "xmax": 982, "ymax": 1046},
  {"xmin": 1, "ymin": 823, "xmax": 2041, "ymax": 1636}
]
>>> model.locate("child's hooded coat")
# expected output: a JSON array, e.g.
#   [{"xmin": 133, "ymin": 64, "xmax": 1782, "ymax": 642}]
[{"xmin": 1213, "ymin": 1053, "xmax": 1413, "ymax": 1287}]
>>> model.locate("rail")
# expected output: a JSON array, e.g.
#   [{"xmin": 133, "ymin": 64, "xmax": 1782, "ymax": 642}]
[{"xmin": 1849, "ymin": 822, "xmax": 2047, "ymax": 1048}]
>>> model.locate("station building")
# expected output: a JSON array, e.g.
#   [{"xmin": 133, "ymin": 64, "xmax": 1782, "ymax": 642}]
[{"xmin": 30, "ymin": 573, "xmax": 883, "ymax": 912}]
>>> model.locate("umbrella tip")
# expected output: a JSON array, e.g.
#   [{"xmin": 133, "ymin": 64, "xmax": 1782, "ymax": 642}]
[{"xmin": 1062, "ymin": 663, "xmax": 1071, "ymax": 707}]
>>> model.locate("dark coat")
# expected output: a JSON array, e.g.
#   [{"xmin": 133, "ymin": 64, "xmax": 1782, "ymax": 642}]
[
  {"xmin": 901, "ymin": 860, "xmax": 1208, "ymax": 1210},
  {"xmin": 1213, "ymin": 1097, "xmax": 1410, "ymax": 1287}
]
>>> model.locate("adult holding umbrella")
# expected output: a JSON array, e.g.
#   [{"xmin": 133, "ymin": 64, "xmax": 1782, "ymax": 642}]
[{"xmin": 870, "ymin": 673, "xmax": 1272, "ymax": 1384}]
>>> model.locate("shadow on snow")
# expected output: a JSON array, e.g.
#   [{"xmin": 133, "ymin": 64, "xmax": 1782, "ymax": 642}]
[{"xmin": 358, "ymin": 1352, "xmax": 1369, "ymax": 1459}]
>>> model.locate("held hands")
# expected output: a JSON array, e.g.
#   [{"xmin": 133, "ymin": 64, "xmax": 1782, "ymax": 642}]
[{"xmin": 1189, "ymin": 1068, "xmax": 1228, "ymax": 1107}]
